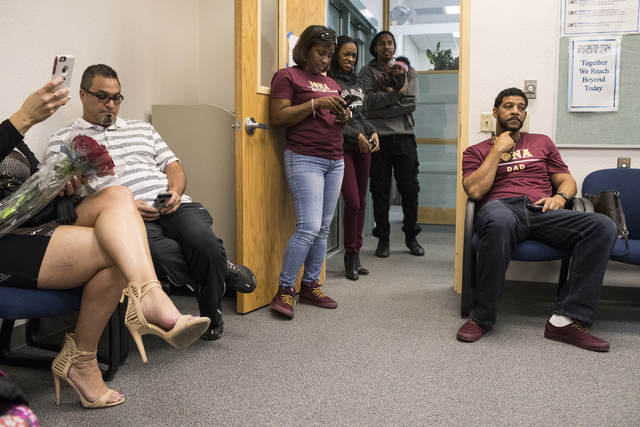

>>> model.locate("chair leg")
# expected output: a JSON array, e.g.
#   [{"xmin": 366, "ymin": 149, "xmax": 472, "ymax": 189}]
[
  {"xmin": 0, "ymin": 319, "xmax": 17, "ymax": 364},
  {"xmin": 461, "ymin": 252, "xmax": 476, "ymax": 318},
  {"xmin": 557, "ymin": 258, "xmax": 571, "ymax": 300},
  {"xmin": 100, "ymin": 302, "xmax": 128, "ymax": 382},
  {"xmin": 0, "ymin": 319, "xmax": 53, "ymax": 367}
]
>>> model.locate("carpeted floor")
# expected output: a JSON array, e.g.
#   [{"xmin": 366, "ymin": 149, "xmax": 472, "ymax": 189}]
[{"xmin": 3, "ymin": 209, "xmax": 639, "ymax": 426}]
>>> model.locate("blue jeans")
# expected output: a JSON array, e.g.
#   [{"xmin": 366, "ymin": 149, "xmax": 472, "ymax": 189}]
[
  {"xmin": 472, "ymin": 196, "xmax": 617, "ymax": 325},
  {"xmin": 279, "ymin": 149, "xmax": 344, "ymax": 287}
]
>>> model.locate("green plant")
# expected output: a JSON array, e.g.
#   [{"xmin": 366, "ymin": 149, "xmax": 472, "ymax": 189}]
[{"xmin": 426, "ymin": 42, "xmax": 459, "ymax": 70}]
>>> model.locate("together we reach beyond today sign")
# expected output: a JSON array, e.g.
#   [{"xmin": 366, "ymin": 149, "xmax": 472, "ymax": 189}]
[{"xmin": 568, "ymin": 37, "xmax": 621, "ymax": 112}]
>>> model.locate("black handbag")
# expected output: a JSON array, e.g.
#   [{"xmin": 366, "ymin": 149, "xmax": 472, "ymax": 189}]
[{"xmin": 584, "ymin": 190, "xmax": 629, "ymax": 257}]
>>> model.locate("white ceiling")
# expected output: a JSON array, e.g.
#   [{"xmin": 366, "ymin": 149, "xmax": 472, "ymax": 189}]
[{"xmin": 389, "ymin": 0, "xmax": 460, "ymax": 57}]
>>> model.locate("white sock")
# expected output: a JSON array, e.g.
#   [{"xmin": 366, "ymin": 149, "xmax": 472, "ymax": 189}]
[{"xmin": 549, "ymin": 314, "xmax": 572, "ymax": 327}]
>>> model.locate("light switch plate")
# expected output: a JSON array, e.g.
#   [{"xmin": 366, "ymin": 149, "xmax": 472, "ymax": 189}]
[
  {"xmin": 618, "ymin": 157, "xmax": 631, "ymax": 168},
  {"xmin": 480, "ymin": 113, "xmax": 493, "ymax": 132},
  {"xmin": 524, "ymin": 80, "xmax": 537, "ymax": 99}
]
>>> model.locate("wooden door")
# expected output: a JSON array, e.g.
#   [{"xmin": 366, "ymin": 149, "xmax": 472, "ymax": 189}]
[{"xmin": 234, "ymin": 0, "xmax": 326, "ymax": 313}]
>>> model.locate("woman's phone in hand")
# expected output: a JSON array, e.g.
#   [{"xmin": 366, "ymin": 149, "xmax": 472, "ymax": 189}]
[
  {"xmin": 369, "ymin": 137, "xmax": 376, "ymax": 149},
  {"xmin": 152, "ymin": 193, "xmax": 171, "ymax": 211},
  {"xmin": 52, "ymin": 55, "xmax": 75, "ymax": 91}
]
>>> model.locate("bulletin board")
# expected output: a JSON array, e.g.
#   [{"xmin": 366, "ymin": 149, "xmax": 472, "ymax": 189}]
[{"xmin": 556, "ymin": 35, "xmax": 640, "ymax": 147}]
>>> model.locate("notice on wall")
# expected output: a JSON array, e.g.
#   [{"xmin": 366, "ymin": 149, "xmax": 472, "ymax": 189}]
[
  {"xmin": 287, "ymin": 32, "xmax": 299, "ymax": 67},
  {"xmin": 568, "ymin": 37, "xmax": 621, "ymax": 112},
  {"xmin": 562, "ymin": 0, "xmax": 640, "ymax": 36}
]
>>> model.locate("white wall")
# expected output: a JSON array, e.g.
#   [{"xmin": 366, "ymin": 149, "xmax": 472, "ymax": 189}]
[
  {"xmin": 199, "ymin": 1, "xmax": 235, "ymax": 112},
  {"xmin": 469, "ymin": 0, "xmax": 639, "ymax": 285},
  {"xmin": 0, "ymin": 0, "xmax": 202, "ymax": 159},
  {"xmin": 468, "ymin": 0, "xmax": 640, "ymax": 193}
]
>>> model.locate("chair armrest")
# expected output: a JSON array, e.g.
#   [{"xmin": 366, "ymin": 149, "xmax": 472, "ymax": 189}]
[
  {"xmin": 571, "ymin": 197, "xmax": 594, "ymax": 213},
  {"xmin": 461, "ymin": 198, "xmax": 477, "ymax": 317}
]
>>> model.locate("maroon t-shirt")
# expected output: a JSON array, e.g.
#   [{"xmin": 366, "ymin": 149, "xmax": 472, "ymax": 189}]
[
  {"xmin": 270, "ymin": 66, "xmax": 344, "ymax": 160},
  {"xmin": 462, "ymin": 133, "xmax": 571, "ymax": 205}
]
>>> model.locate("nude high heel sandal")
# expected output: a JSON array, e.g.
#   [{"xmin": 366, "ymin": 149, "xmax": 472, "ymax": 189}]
[
  {"xmin": 52, "ymin": 334, "xmax": 124, "ymax": 408},
  {"xmin": 121, "ymin": 280, "xmax": 211, "ymax": 363}
]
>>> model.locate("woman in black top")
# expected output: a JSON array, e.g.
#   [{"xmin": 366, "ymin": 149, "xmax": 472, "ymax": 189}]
[
  {"xmin": 1, "ymin": 78, "xmax": 209, "ymax": 408},
  {"xmin": 328, "ymin": 36, "xmax": 379, "ymax": 280}
]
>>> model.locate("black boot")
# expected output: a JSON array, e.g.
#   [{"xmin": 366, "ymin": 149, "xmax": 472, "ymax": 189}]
[
  {"xmin": 344, "ymin": 253, "xmax": 359, "ymax": 281},
  {"xmin": 405, "ymin": 236, "xmax": 425, "ymax": 256},
  {"xmin": 355, "ymin": 253, "xmax": 369, "ymax": 275},
  {"xmin": 375, "ymin": 238, "xmax": 390, "ymax": 258}
]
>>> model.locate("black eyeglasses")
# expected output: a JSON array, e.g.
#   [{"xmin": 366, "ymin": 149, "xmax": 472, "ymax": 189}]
[
  {"xmin": 318, "ymin": 31, "xmax": 336, "ymax": 43},
  {"xmin": 82, "ymin": 88, "xmax": 125, "ymax": 105}
]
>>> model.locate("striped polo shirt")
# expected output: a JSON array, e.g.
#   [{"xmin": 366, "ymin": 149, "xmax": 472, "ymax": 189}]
[{"xmin": 47, "ymin": 117, "xmax": 192, "ymax": 204}]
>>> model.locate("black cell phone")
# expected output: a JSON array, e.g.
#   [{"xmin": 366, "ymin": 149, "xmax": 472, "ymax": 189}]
[
  {"xmin": 369, "ymin": 137, "xmax": 376, "ymax": 149},
  {"xmin": 343, "ymin": 94, "xmax": 360, "ymax": 108},
  {"xmin": 152, "ymin": 192, "xmax": 171, "ymax": 211}
]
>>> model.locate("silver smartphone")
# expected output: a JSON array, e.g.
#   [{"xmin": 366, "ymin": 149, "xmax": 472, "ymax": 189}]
[{"xmin": 51, "ymin": 55, "xmax": 75, "ymax": 90}]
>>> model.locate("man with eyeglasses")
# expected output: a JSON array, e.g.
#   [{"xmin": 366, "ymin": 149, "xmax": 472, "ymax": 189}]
[{"xmin": 46, "ymin": 64, "xmax": 257, "ymax": 341}]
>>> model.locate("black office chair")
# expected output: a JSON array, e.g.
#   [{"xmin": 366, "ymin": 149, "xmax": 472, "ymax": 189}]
[
  {"xmin": 0, "ymin": 286, "xmax": 128, "ymax": 381},
  {"xmin": 579, "ymin": 168, "xmax": 639, "ymax": 266}
]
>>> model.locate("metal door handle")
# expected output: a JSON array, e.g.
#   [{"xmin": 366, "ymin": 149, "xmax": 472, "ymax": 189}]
[{"xmin": 244, "ymin": 117, "xmax": 269, "ymax": 135}]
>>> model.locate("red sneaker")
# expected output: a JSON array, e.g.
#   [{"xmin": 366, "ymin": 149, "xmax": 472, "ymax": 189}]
[
  {"xmin": 544, "ymin": 320, "xmax": 610, "ymax": 352},
  {"xmin": 298, "ymin": 281, "xmax": 337, "ymax": 309},
  {"xmin": 456, "ymin": 319, "xmax": 493, "ymax": 342},
  {"xmin": 270, "ymin": 287, "xmax": 296, "ymax": 318}
]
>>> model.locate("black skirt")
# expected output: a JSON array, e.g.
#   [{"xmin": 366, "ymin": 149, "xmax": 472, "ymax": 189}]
[{"xmin": 0, "ymin": 222, "xmax": 58, "ymax": 289}]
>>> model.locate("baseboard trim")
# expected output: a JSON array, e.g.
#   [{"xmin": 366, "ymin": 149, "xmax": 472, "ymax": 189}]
[{"xmin": 504, "ymin": 280, "xmax": 640, "ymax": 309}]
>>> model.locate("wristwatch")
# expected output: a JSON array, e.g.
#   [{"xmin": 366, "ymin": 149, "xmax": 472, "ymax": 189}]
[{"xmin": 557, "ymin": 192, "xmax": 570, "ymax": 203}]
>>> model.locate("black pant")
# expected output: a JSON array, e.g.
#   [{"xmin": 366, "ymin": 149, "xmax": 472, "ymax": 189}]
[
  {"xmin": 369, "ymin": 134, "xmax": 421, "ymax": 239},
  {"xmin": 145, "ymin": 202, "xmax": 227, "ymax": 326}
]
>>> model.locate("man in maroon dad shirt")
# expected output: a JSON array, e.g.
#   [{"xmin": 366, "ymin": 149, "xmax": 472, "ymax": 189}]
[{"xmin": 456, "ymin": 87, "xmax": 617, "ymax": 352}]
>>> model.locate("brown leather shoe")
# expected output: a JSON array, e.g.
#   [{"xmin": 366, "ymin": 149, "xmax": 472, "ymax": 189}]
[
  {"xmin": 457, "ymin": 319, "xmax": 493, "ymax": 342},
  {"xmin": 298, "ymin": 281, "xmax": 337, "ymax": 309},
  {"xmin": 544, "ymin": 320, "xmax": 610, "ymax": 352}
]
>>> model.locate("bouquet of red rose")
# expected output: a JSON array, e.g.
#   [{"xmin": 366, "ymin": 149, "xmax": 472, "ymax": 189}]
[{"xmin": 0, "ymin": 134, "xmax": 117, "ymax": 238}]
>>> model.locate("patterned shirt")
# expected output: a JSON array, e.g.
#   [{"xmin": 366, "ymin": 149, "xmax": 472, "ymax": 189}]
[{"xmin": 46, "ymin": 117, "xmax": 192, "ymax": 204}]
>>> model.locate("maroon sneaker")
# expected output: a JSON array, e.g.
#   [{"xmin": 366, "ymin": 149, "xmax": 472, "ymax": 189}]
[
  {"xmin": 544, "ymin": 320, "xmax": 610, "ymax": 352},
  {"xmin": 270, "ymin": 287, "xmax": 296, "ymax": 318},
  {"xmin": 456, "ymin": 319, "xmax": 493, "ymax": 342},
  {"xmin": 298, "ymin": 281, "xmax": 337, "ymax": 309}
]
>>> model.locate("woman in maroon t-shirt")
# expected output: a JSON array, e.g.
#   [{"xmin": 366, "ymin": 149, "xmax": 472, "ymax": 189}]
[{"xmin": 269, "ymin": 25, "xmax": 350, "ymax": 319}]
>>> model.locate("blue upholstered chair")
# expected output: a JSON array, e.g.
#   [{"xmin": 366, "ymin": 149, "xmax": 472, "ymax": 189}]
[
  {"xmin": 580, "ymin": 168, "xmax": 640, "ymax": 266},
  {"xmin": 0, "ymin": 286, "xmax": 127, "ymax": 381},
  {"xmin": 461, "ymin": 199, "xmax": 573, "ymax": 318}
]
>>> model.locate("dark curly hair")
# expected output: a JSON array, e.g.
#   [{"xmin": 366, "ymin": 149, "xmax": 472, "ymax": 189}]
[{"xmin": 494, "ymin": 87, "xmax": 528, "ymax": 109}]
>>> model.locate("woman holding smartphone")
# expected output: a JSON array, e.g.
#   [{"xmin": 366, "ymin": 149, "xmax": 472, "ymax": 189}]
[
  {"xmin": 269, "ymin": 25, "xmax": 349, "ymax": 318},
  {"xmin": 0, "ymin": 78, "xmax": 209, "ymax": 409},
  {"xmin": 328, "ymin": 36, "xmax": 379, "ymax": 281}
]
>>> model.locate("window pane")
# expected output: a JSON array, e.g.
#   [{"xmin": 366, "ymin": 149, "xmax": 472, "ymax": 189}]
[{"xmin": 260, "ymin": 0, "xmax": 278, "ymax": 88}]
